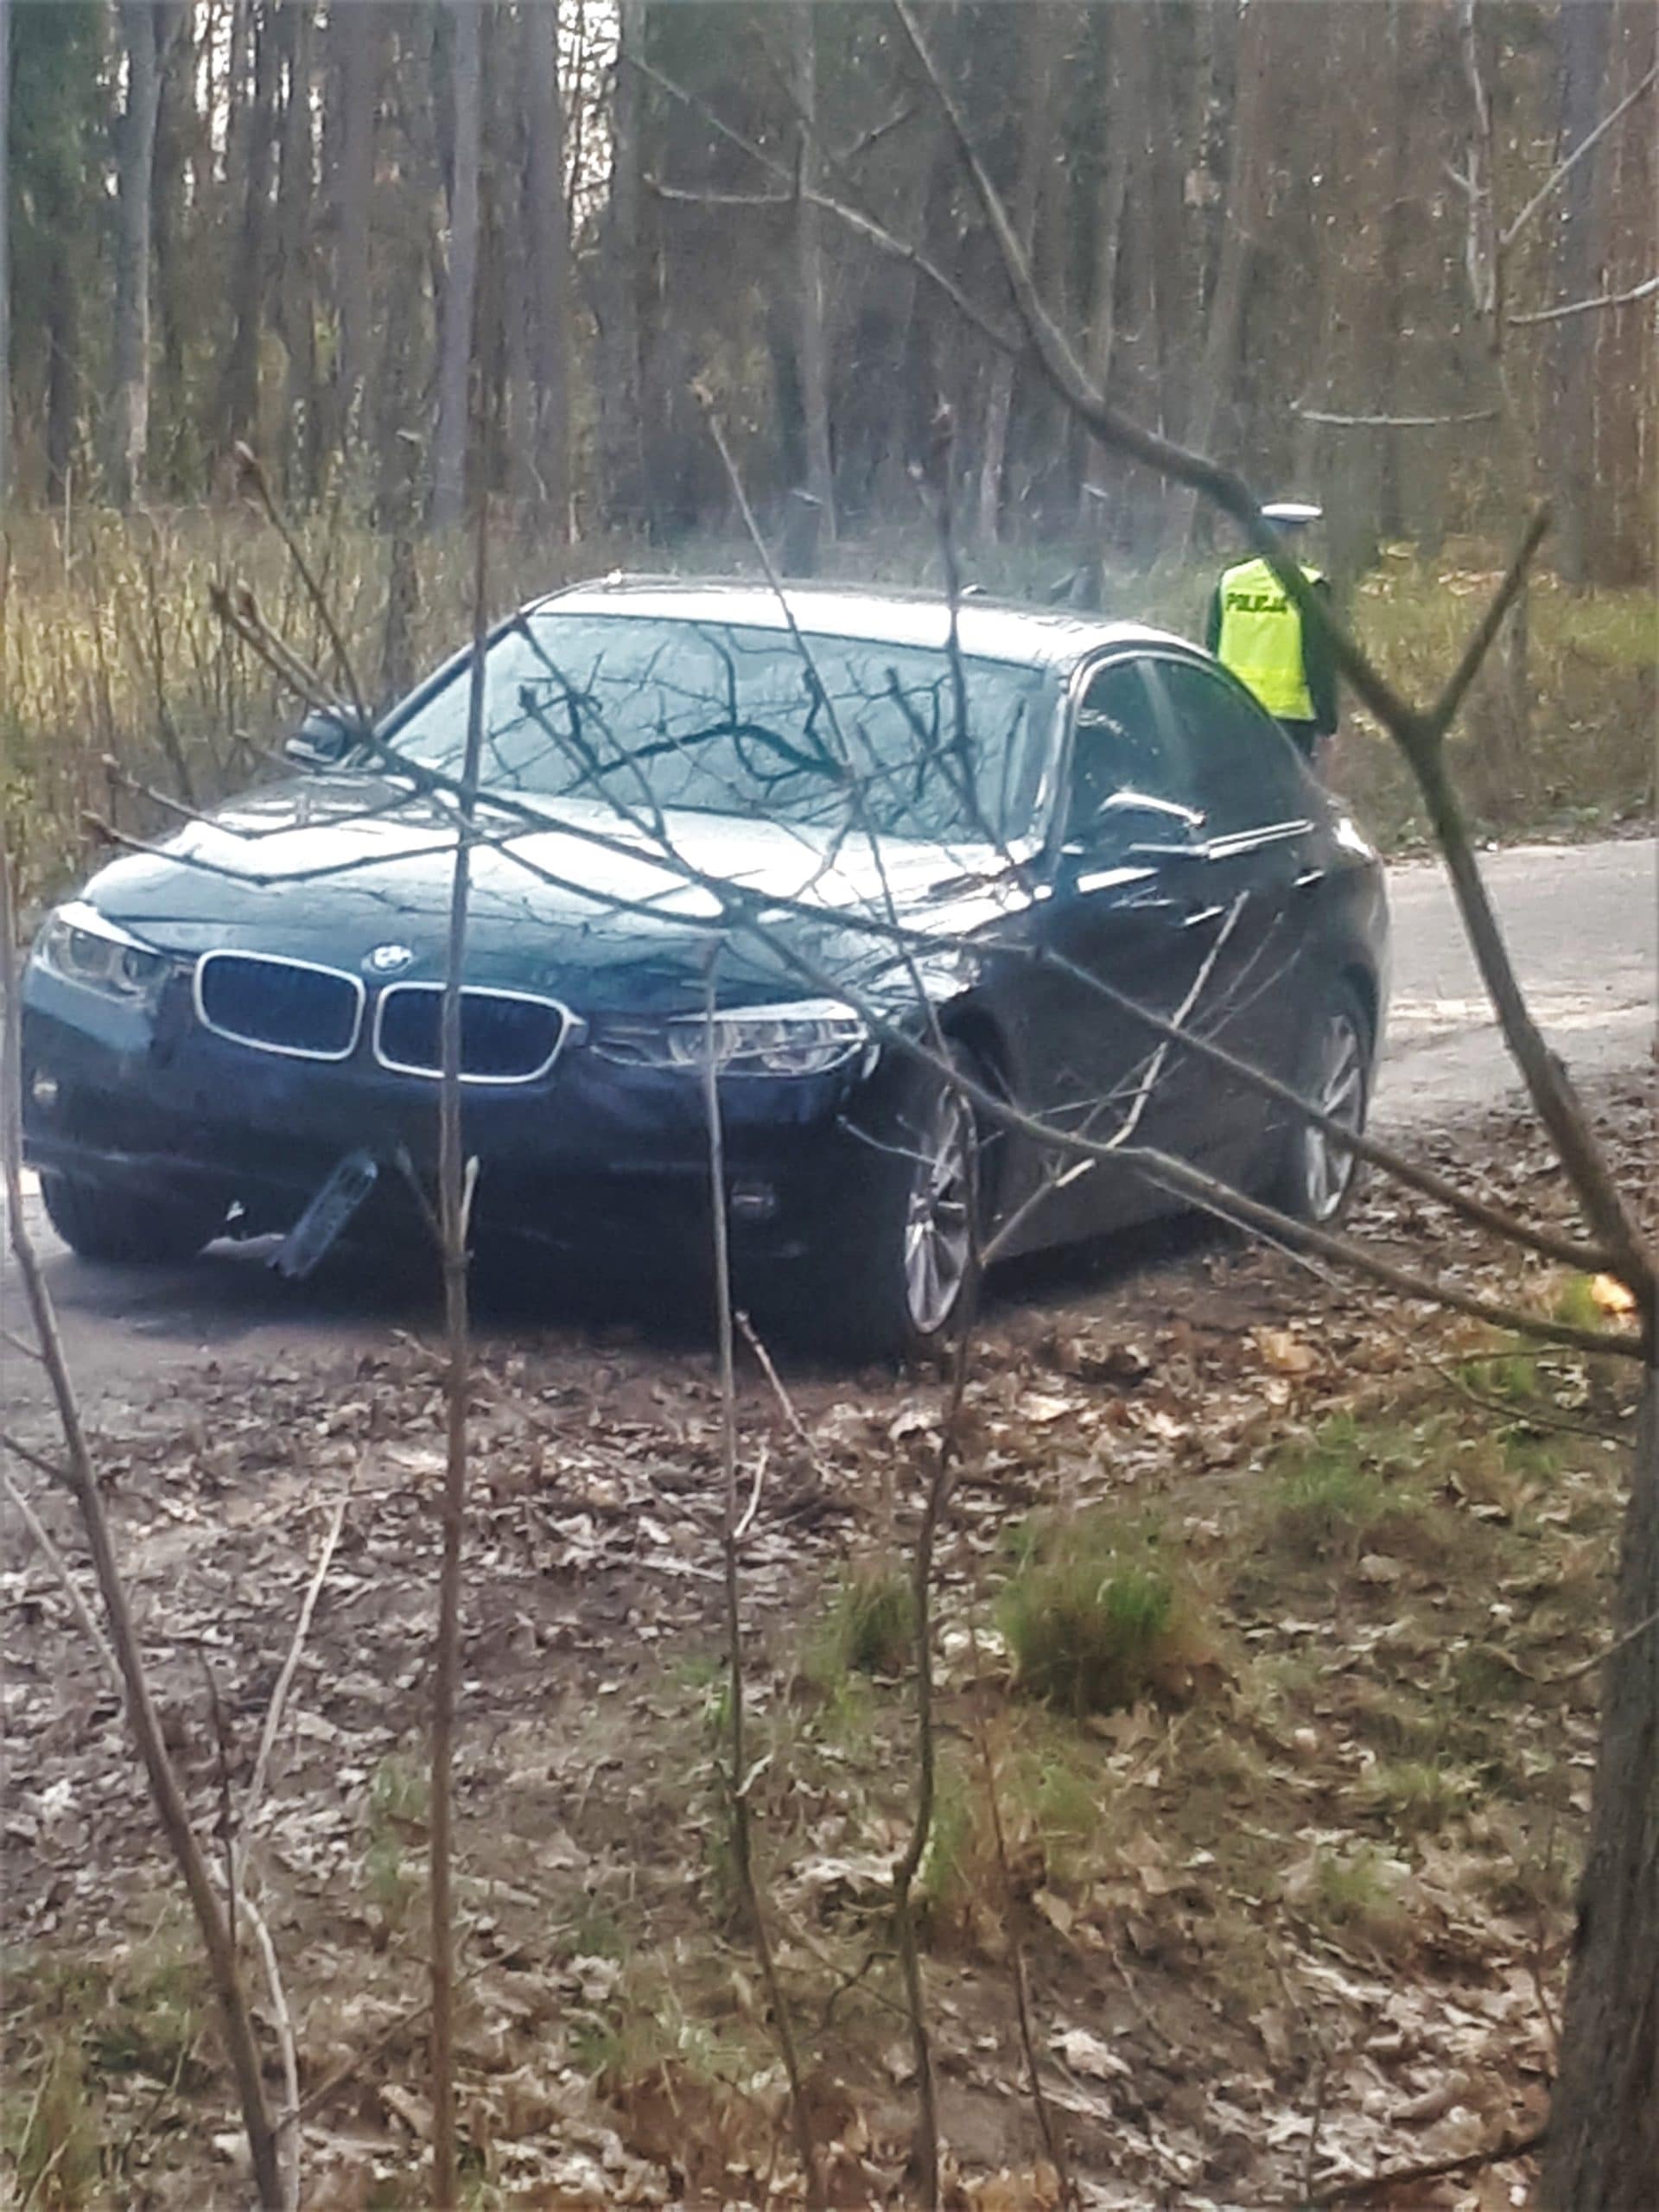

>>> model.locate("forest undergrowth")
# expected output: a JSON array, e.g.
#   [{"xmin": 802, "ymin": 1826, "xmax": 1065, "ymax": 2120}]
[{"xmin": 1, "ymin": 1074, "xmax": 1649, "ymax": 2209}]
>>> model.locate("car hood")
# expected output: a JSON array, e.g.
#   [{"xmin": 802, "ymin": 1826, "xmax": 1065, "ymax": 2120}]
[{"xmin": 77, "ymin": 772, "xmax": 1034, "ymax": 1013}]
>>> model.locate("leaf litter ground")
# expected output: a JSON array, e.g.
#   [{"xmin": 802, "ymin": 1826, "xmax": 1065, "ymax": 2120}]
[{"xmin": 1, "ymin": 1073, "xmax": 1651, "ymax": 2209}]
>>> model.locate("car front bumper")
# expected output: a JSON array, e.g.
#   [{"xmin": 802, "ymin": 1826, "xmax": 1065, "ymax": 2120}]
[{"xmin": 20, "ymin": 966, "xmax": 887, "ymax": 1265}]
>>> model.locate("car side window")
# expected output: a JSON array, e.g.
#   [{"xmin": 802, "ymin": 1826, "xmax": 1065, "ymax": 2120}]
[
  {"xmin": 1065, "ymin": 660, "xmax": 1195, "ymax": 840},
  {"xmin": 1149, "ymin": 659, "xmax": 1310, "ymax": 836}
]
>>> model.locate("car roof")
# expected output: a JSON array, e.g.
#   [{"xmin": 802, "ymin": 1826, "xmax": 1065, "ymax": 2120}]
[{"xmin": 526, "ymin": 574, "xmax": 1196, "ymax": 675}]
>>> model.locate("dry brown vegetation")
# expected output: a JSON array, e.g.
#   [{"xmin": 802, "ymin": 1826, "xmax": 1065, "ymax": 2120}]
[
  {"xmin": 1, "ymin": 508, "xmax": 1652, "ymax": 912},
  {"xmin": 3, "ymin": 1076, "xmax": 1648, "ymax": 2208}
]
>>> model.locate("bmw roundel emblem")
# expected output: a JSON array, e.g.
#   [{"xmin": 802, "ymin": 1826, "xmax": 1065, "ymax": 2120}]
[{"xmin": 365, "ymin": 943, "xmax": 416, "ymax": 976}]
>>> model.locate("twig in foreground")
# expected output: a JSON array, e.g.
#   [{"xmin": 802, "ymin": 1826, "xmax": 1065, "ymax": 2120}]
[{"xmin": 701, "ymin": 956, "xmax": 826, "ymax": 2209}]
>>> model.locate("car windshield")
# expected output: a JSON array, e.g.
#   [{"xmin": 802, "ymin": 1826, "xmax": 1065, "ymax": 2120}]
[{"xmin": 386, "ymin": 612, "xmax": 1053, "ymax": 844}]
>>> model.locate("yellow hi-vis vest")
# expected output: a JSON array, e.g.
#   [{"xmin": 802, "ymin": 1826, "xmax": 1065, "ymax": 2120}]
[{"xmin": 1214, "ymin": 556, "xmax": 1323, "ymax": 722}]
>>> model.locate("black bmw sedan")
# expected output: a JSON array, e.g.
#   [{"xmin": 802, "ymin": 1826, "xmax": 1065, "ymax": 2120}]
[{"xmin": 21, "ymin": 578, "xmax": 1389, "ymax": 1358}]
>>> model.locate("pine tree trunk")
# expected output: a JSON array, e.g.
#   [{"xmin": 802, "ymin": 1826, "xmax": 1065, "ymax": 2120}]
[
  {"xmin": 218, "ymin": 0, "xmax": 278, "ymax": 457},
  {"xmin": 976, "ymin": 3, "xmax": 1061, "ymax": 546},
  {"xmin": 276, "ymin": 0, "xmax": 319, "ymax": 500},
  {"xmin": 522, "ymin": 0, "xmax": 572, "ymax": 533},
  {"xmin": 1552, "ymin": 0, "xmax": 1616, "ymax": 586},
  {"xmin": 1160, "ymin": 0, "xmax": 1276, "ymax": 562},
  {"xmin": 431, "ymin": 0, "xmax": 483, "ymax": 530},
  {"xmin": 1076, "ymin": 124, "xmax": 1128, "ymax": 526},
  {"xmin": 1543, "ymin": 1367, "xmax": 1659, "ymax": 2208},
  {"xmin": 791, "ymin": 3, "xmax": 836, "ymax": 539},
  {"xmin": 597, "ymin": 0, "xmax": 646, "ymax": 531},
  {"xmin": 107, "ymin": 2, "xmax": 168, "ymax": 507},
  {"xmin": 333, "ymin": 0, "xmax": 379, "ymax": 456}
]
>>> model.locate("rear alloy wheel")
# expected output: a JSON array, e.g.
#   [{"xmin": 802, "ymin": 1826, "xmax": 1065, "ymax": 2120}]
[
  {"xmin": 1272, "ymin": 982, "xmax": 1370, "ymax": 1226},
  {"xmin": 40, "ymin": 1173, "xmax": 226, "ymax": 1266},
  {"xmin": 821, "ymin": 1042, "xmax": 990, "ymax": 1364}
]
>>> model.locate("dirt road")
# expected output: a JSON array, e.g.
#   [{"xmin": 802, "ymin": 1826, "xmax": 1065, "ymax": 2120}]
[{"xmin": 3, "ymin": 835, "xmax": 1653, "ymax": 1412}]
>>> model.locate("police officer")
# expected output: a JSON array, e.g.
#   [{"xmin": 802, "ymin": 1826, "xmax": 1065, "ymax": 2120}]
[{"xmin": 1205, "ymin": 500, "xmax": 1338, "ymax": 764}]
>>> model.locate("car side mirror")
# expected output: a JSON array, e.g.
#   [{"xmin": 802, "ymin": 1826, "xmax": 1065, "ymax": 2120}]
[
  {"xmin": 1068, "ymin": 787, "xmax": 1205, "ymax": 858},
  {"xmin": 283, "ymin": 708, "xmax": 363, "ymax": 770}
]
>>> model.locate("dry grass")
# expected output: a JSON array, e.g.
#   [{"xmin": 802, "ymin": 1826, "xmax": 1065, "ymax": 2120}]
[{"xmin": 3, "ymin": 507, "xmax": 1649, "ymax": 914}]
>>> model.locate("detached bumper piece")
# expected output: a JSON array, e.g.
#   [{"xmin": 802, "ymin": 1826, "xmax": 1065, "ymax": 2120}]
[{"xmin": 270, "ymin": 1149, "xmax": 381, "ymax": 1280}]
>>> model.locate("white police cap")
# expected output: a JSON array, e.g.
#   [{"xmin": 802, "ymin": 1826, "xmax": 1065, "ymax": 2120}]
[{"xmin": 1260, "ymin": 499, "xmax": 1323, "ymax": 526}]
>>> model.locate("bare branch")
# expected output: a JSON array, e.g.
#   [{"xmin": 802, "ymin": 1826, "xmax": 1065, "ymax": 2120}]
[
  {"xmin": 630, "ymin": 51, "xmax": 1018, "ymax": 359},
  {"xmin": 700, "ymin": 958, "xmax": 824, "ymax": 2208},
  {"xmin": 1292, "ymin": 405, "xmax": 1500, "ymax": 429},
  {"xmin": 1428, "ymin": 505, "xmax": 1554, "ymax": 738},
  {"xmin": 1536, "ymin": 1608, "xmax": 1659, "ymax": 1691},
  {"xmin": 0, "ymin": 1428, "xmax": 70, "ymax": 1484},
  {"xmin": 646, "ymin": 177, "xmax": 791, "ymax": 210},
  {"xmin": 0, "ymin": 847, "xmax": 284, "ymax": 2209},
  {"xmin": 232, "ymin": 444, "xmax": 371, "ymax": 729},
  {"xmin": 245, "ymin": 1482, "xmax": 353, "ymax": 1833},
  {"xmin": 1510, "ymin": 274, "xmax": 1659, "ymax": 325},
  {"xmin": 735, "ymin": 1311, "xmax": 836, "ymax": 1493},
  {"xmin": 1304, "ymin": 2123, "xmax": 1546, "ymax": 2205},
  {"xmin": 242, "ymin": 1896, "xmax": 302, "ymax": 2212},
  {"xmin": 429, "ymin": 470, "xmax": 493, "ymax": 2212},
  {"xmin": 1501, "ymin": 60, "xmax": 1659, "ymax": 251},
  {"xmin": 0, "ymin": 1463, "xmax": 121, "ymax": 1688}
]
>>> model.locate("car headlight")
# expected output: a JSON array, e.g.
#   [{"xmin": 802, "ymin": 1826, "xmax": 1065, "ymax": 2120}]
[
  {"xmin": 32, "ymin": 902, "xmax": 176, "ymax": 1011},
  {"xmin": 594, "ymin": 998, "xmax": 868, "ymax": 1077}
]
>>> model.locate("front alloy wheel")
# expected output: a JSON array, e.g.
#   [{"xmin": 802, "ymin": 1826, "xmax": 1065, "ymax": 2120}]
[
  {"xmin": 821, "ymin": 1041, "xmax": 990, "ymax": 1363},
  {"xmin": 1276, "ymin": 982, "xmax": 1370, "ymax": 1225},
  {"xmin": 903, "ymin": 1078, "xmax": 977, "ymax": 1339}
]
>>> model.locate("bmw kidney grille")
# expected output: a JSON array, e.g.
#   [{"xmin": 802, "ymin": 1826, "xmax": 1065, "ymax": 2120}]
[
  {"xmin": 194, "ymin": 951, "xmax": 365, "ymax": 1061},
  {"xmin": 372, "ymin": 983, "xmax": 572, "ymax": 1083}
]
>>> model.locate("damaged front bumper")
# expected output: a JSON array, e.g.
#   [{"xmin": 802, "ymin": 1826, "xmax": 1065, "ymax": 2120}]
[{"xmin": 20, "ymin": 963, "xmax": 885, "ymax": 1267}]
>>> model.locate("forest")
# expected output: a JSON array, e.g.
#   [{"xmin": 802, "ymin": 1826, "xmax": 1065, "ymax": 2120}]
[
  {"xmin": 1, "ymin": 8, "xmax": 1656, "ymax": 2211},
  {"xmin": 1, "ymin": 0, "xmax": 1655, "ymax": 575}
]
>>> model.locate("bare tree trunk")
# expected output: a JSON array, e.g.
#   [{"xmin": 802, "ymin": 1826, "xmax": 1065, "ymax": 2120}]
[
  {"xmin": 791, "ymin": 3, "xmax": 836, "ymax": 537},
  {"xmin": 523, "ymin": 0, "xmax": 573, "ymax": 532},
  {"xmin": 1376, "ymin": 0, "xmax": 1411, "ymax": 541},
  {"xmin": 1113, "ymin": 0, "xmax": 1183, "ymax": 543},
  {"xmin": 1160, "ymin": 0, "xmax": 1275, "ymax": 562},
  {"xmin": 1552, "ymin": 0, "xmax": 1617, "ymax": 585},
  {"xmin": 976, "ymin": 3, "xmax": 1060, "ymax": 546},
  {"xmin": 498, "ymin": 32, "xmax": 537, "ymax": 506},
  {"xmin": 598, "ymin": 0, "xmax": 646, "ymax": 529},
  {"xmin": 1076, "ymin": 127, "xmax": 1128, "ymax": 525},
  {"xmin": 428, "ymin": 449, "xmax": 493, "ymax": 2212},
  {"xmin": 1542, "ymin": 1369, "xmax": 1659, "ymax": 2209},
  {"xmin": 218, "ymin": 0, "xmax": 279, "ymax": 457},
  {"xmin": 276, "ymin": 0, "xmax": 319, "ymax": 500},
  {"xmin": 1592, "ymin": 0, "xmax": 1656, "ymax": 585},
  {"xmin": 0, "ymin": 0, "xmax": 10, "ymax": 513},
  {"xmin": 107, "ymin": 2, "xmax": 168, "ymax": 507},
  {"xmin": 431, "ymin": 2, "xmax": 484, "ymax": 531},
  {"xmin": 45, "ymin": 240, "xmax": 78, "ymax": 506},
  {"xmin": 332, "ymin": 0, "xmax": 379, "ymax": 455},
  {"xmin": 149, "ymin": 2, "xmax": 194, "ymax": 494}
]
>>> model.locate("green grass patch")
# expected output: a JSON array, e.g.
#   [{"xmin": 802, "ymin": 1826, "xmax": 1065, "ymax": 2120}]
[
  {"xmin": 807, "ymin": 1559, "xmax": 916, "ymax": 1687},
  {"xmin": 1360, "ymin": 1758, "xmax": 1470, "ymax": 1836},
  {"xmin": 999, "ymin": 1511, "xmax": 1198, "ymax": 1717}
]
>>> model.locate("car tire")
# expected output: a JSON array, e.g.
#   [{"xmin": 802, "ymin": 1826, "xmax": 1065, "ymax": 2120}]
[
  {"xmin": 818, "ymin": 1039, "xmax": 992, "ymax": 1365},
  {"xmin": 39, "ymin": 1173, "xmax": 226, "ymax": 1266},
  {"xmin": 1265, "ymin": 977, "xmax": 1372, "ymax": 1227}
]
